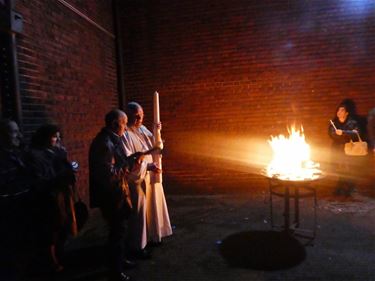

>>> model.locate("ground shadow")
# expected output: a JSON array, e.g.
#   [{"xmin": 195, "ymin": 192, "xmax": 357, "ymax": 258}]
[
  {"xmin": 59, "ymin": 244, "xmax": 108, "ymax": 280},
  {"xmin": 18, "ymin": 245, "xmax": 108, "ymax": 281},
  {"xmin": 63, "ymin": 244, "xmax": 107, "ymax": 269},
  {"xmin": 219, "ymin": 230, "xmax": 306, "ymax": 270}
]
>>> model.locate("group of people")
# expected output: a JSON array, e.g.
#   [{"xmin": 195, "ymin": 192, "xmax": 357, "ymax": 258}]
[
  {"xmin": 328, "ymin": 99, "xmax": 375, "ymax": 197},
  {"xmin": 89, "ymin": 103, "xmax": 172, "ymax": 281},
  {"xmin": 0, "ymin": 101, "xmax": 172, "ymax": 281},
  {"xmin": 2, "ymin": 98, "xmax": 374, "ymax": 280},
  {"xmin": 0, "ymin": 120, "xmax": 78, "ymax": 277}
]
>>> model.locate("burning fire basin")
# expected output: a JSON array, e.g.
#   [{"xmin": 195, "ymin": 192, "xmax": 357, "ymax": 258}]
[
  {"xmin": 266, "ymin": 126, "xmax": 322, "ymax": 181},
  {"xmin": 264, "ymin": 126, "xmax": 323, "ymax": 241}
]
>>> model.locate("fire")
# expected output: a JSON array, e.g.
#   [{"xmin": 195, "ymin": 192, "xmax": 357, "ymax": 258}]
[{"xmin": 266, "ymin": 126, "xmax": 321, "ymax": 181}]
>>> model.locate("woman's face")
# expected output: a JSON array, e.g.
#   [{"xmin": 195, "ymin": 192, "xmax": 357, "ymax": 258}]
[
  {"xmin": 50, "ymin": 132, "xmax": 61, "ymax": 147},
  {"xmin": 337, "ymin": 106, "xmax": 348, "ymax": 122}
]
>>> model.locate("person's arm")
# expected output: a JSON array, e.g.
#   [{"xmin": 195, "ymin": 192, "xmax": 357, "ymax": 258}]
[
  {"xmin": 328, "ymin": 119, "xmax": 359, "ymax": 141},
  {"xmin": 328, "ymin": 122, "xmax": 344, "ymax": 141},
  {"xmin": 89, "ymin": 139, "xmax": 126, "ymax": 193},
  {"xmin": 342, "ymin": 119, "xmax": 360, "ymax": 140}
]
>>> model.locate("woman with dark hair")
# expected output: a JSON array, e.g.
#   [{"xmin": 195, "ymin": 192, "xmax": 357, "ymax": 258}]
[
  {"xmin": 29, "ymin": 124, "xmax": 77, "ymax": 272},
  {"xmin": 328, "ymin": 100, "xmax": 360, "ymax": 196}
]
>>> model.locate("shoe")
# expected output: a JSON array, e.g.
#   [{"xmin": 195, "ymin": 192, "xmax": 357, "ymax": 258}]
[
  {"xmin": 119, "ymin": 272, "xmax": 132, "ymax": 281},
  {"xmin": 130, "ymin": 248, "xmax": 152, "ymax": 260},
  {"xmin": 109, "ymin": 272, "xmax": 132, "ymax": 281},
  {"xmin": 123, "ymin": 259, "xmax": 137, "ymax": 269}
]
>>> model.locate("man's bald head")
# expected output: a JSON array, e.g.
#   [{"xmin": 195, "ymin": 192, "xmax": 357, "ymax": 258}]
[{"xmin": 105, "ymin": 109, "xmax": 127, "ymax": 135}]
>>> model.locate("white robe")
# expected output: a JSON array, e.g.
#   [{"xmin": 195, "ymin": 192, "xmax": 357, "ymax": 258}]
[{"xmin": 123, "ymin": 125, "xmax": 172, "ymax": 245}]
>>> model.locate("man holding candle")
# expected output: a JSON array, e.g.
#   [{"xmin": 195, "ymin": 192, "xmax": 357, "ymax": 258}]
[{"xmin": 123, "ymin": 101, "xmax": 172, "ymax": 257}]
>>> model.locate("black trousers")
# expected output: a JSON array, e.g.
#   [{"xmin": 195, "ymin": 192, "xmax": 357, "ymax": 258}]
[{"xmin": 100, "ymin": 203, "xmax": 129, "ymax": 275}]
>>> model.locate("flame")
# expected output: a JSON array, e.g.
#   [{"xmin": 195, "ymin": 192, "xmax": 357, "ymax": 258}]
[{"xmin": 266, "ymin": 126, "xmax": 321, "ymax": 181}]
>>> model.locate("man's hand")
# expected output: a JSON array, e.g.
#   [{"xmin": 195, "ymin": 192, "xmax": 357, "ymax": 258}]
[
  {"xmin": 148, "ymin": 163, "xmax": 162, "ymax": 173},
  {"xmin": 134, "ymin": 153, "xmax": 145, "ymax": 165},
  {"xmin": 126, "ymin": 152, "xmax": 145, "ymax": 171},
  {"xmin": 154, "ymin": 122, "xmax": 162, "ymax": 131}
]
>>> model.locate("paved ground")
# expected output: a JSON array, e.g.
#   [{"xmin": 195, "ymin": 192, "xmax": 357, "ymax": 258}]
[{"xmin": 18, "ymin": 181, "xmax": 375, "ymax": 281}]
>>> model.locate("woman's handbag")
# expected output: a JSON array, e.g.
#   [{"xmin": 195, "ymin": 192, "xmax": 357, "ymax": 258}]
[
  {"xmin": 71, "ymin": 182, "xmax": 89, "ymax": 232},
  {"xmin": 74, "ymin": 198, "xmax": 89, "ymax": 231},
  {"xmin": 344, "ymin": 132, "xmax": 368, "ymax": 156}
]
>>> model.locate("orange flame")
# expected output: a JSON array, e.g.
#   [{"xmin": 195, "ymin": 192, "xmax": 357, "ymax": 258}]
[{"xmin": 266, "ymin": 126, "xmax": 321, "ymax": 181}]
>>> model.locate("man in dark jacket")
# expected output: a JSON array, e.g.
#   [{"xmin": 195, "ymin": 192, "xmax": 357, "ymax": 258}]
[
  {"xmin": 0, "ymin": 119, "xmax": 33, "ymax": 277},
  {"xmin": 89, "ymin": 109, "xmax": 141, "ymax": 281}
]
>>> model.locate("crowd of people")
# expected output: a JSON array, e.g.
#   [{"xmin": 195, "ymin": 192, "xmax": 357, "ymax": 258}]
[
  {"xmin": 0, "ymin": 102, "xmax": 172, "ymax": 281},
  {"xmin": 0, "ymin": 120, "xmax": 78, "ymax": 278},
  {"xmin": 1, "ymin": 99, "xmax": 374, "ymax": 281}
]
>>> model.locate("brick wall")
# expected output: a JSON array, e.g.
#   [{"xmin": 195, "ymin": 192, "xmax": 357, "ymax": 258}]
[
  {"xmin": 10, "ymin": 0, "xmax": 374, "ymax": 197},
  {"xmin": 119, "ymin": 0, "xmax": 375, "ymax": 192},
  {"xmin": 15, "ymin": 0, "xmax": 118, "ymax": 200}
]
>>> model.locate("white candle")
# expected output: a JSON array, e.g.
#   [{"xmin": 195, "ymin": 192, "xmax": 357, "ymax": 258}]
[
  {"xmin": 154, "ymin": 91, "xmax": 160, "ymax": 124},
  {"xmin": 153, "ymin": 91, "xmax": 163, "ymax": 183}
]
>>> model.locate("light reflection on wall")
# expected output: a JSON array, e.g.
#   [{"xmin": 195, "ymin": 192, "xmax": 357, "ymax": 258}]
[
  {"xmin": 170, "ymin": 130, "xmax": 370, "ymax": 183},
  {"xmin": 340, "ymin": 0, "xmax": 375, "ymax": 16},
  {"xmin": 171, "ymin": 131, "xmax": 272, "ymax": 174}
]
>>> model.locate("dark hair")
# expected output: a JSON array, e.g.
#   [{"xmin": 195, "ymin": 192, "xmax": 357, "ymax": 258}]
[
  {"xmin": 105, "ymin": 109, "xmax": 126, "ymax": 127},
  {"xmin": 336, "ymin": 99, "xmax": 357, "ymax": 117},
  {"xmin": 31, "ymin": 124, "xmax": 60, "ymax": 148},
  {"xmin": 332, "ymin": 99, "xmax": 358, "ymax": 123}
]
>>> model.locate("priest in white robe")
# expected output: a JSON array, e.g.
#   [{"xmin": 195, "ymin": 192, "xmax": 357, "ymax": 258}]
[{"xmin": 123, "ymin": 102, "xmax": 172, "ymax": 254}]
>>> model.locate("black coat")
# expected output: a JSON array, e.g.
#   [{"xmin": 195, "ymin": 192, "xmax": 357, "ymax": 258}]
[
  {"xmin": 89, "ymin": 128, "xmax": 131, "ymax": 210},
  {"xmin": 328, "ymin": 117, "xmax": 359, "ymax": 152}
]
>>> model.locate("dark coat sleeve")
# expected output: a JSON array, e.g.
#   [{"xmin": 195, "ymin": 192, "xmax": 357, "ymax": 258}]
[
  {"xmin": 89, "ymin": 133, "xmax": 127, "ymax": 208},
  {"xmin": 328, "ymin": 118, "xmax": 360, "ymax": 144}
]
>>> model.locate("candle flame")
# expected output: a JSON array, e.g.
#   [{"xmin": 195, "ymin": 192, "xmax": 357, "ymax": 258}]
[{"xmin": 266, "ymin": 126, "xmax": 321, "ymax": 181}]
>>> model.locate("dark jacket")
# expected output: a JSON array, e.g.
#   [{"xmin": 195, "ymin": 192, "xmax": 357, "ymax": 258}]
[
  {"xmin": 89, "ymin": 128, "xmax": 131, "ymax": 209},
  {"xmin": 29, "ymin": 146, "xmax": 75, "ymax": 194},
  {"xmin": 328, "ymin": 117, "xmax": 359, "ymax": 151},
  {"xmin": 28, "ymin": 145, "xmax": 77, "ymax": 238},
  {"xmin": 0, "ymin": 147, "xmax": 32, "ymax": 197}
]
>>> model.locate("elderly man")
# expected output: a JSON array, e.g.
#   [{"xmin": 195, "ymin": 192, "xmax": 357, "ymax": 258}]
[
  {"xmin": 0, "ymin": 119, "xmax": 29, "ymax": 197},
  {"xmin": 0, "ymin": 119, "xmax": 33, "ymax": 275},
  {"xmin": 89, "ymin": 109, "xmax": 142, "ymax": 281},
  {"xmin": 123, "ymin": 102, "xmax": 172, "ymax": 257}
]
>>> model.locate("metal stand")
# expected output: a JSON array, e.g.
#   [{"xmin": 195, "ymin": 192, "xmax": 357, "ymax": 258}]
[{"xmin": 269, "ymin": 178, "xmax": 317, "ymax": 243}]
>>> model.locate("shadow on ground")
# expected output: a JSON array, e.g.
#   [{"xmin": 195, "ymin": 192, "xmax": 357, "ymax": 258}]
[
  {"xmin": 18, "ymin": 245, "xmax": 108, "ymax": 281},
  {"xmin": 219, "ymin": 230, "xmax": 306, "ymax": 270},
  {"xmin": 61, "ymin": 245, "xmax": 108, "ymax": 280}
]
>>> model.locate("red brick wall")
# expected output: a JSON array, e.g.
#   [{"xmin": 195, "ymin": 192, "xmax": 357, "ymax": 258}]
[
  {"xmin": 119, "ymin": 0, "xmax": 375, "ymax": 192},
  {"xmin": 11, "ymin": 0, "xmax": 374, "ymax": 196},
  {"xmin": 15, "ymin": 0, "xmax": 118, "ymax": 200}
]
